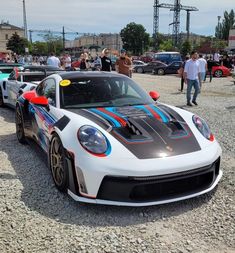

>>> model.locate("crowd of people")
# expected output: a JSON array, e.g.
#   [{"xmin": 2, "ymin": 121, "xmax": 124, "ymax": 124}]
[{"xmin": 179, "ymin": 51, "xmax": 235, "ymax": 106}]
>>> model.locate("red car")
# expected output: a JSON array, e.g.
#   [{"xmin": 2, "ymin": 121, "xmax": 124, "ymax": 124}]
[{"xmin": 212, "ymin": 64, "xmax": 231, "ymax": 77}]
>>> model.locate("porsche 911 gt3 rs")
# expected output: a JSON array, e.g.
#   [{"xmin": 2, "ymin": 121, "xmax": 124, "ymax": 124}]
[{"xmin": 15, "ymin": 71, "xmax": 222, "ymax": 206}]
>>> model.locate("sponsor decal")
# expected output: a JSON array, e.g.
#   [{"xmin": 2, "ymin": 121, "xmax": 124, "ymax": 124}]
[{"xmin": 60, "ymin": 79, "xmax": 71, "ymax": 87}]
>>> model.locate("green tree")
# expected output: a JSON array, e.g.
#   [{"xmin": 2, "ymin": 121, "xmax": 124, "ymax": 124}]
[
  {"xmin": 6, "ymin": 33, "xmax": 29, "ymax": 54},
  {"xmin": 215, "ymin": 9, "xmax": 235, "ymax": 40},
  {"xmin": 31, "ymin": 41, "xmax": 48, "ymax": 55},
  {"xmin": 40, "ymin": 32, "xmax": 63, "ymax": 54},
  {"xmin": 159, "ymin": 40, "xmax": 174, "ymax": 51},
  {"xmin": 180, "ymin": 40, "xmax": 191, "ymax": 56},
  {"xmin": 120, "ymin": 22, "xmax": 150, "ymax": 55}
]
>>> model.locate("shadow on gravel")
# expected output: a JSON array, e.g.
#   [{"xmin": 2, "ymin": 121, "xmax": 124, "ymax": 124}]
[
  {"xmin": 0, "ymin": 132, "xmax": 218, "ymax": 228},
  {"xmin": 0, "ymin": 107, "xmax": 15, "ymax": 124}
]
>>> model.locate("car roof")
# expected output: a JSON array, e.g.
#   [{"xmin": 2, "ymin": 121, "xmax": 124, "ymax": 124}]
[
  {"xmin": 58, "ymin": 71, "xmax": 124, "ymax": 79},
  {"xmin": 23, "ymin": 65, "xmax": 61, "ymax": 71}
]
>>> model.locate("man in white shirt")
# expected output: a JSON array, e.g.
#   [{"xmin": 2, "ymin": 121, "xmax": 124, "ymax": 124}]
[
  {"xmin": 198, "ymin": 54, "xmax": 207, "ymax": 87},
  {"xmin": 47, "ymin": 52, "xmax": 61, "ymax": 68},
  {"xmin": 183, "ymin": 51, "xmax": 201, "ymax": 106}
]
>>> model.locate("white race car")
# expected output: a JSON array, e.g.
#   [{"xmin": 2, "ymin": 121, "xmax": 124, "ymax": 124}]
[
  {"xmin": 0, "ymin": 65, "xmax": 62, "ymax": 108},
  {"xmin": 16, "ymin": 71, "xmax": 222, "ymax": 206}
]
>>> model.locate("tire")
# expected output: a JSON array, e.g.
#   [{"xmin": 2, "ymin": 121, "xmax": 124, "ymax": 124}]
[
  {"xmin": 157, "ymin": 69, "xmax": 165, "ymax": 75},
  {"xmin": 0, "ymin": 88, "xmax": 5, "ymax": 107},
  {"xmin": 49, "ymin": 134, "xmax": 69, "ymax": 192},
  {"xmin": 136, "ymin": 67, "xmax": 144, "ymax": 73},
  {"xmin": 214, "ymin": 70, "xmax": 223, "ymax": 77},
  {"xmin": 15, "ymin": 105, "xmax": 27, "ymax": 144}
]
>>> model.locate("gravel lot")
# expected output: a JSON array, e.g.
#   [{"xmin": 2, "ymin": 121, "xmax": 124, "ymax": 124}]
[{"xmin": 0, "ymin": 73, "xmax": 234, "ymax": 253}]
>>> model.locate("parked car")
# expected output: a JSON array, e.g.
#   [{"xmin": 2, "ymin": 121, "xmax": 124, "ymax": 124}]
[
  {"xmin": 0, "ymin": 63, "xmax": 23, "ymax": 80},
  {"xmin": 212, "ymin": 64, "xmax": 231, "ymax": 77},
  {"xmin": 152, "ymin": 61, "xmax": 183, "ymax": 75},
  {"xmin": 16, "ymin": 71, "xmax": 222, "ymax": 206},
  {"xmin": 133, "ymin": 61, "xmax": 165, "ymax": 73},
  {"xmin": 153, "ymin": 52, "xmax": 182, "ymax": 64},
  {"xmin": 132, "ymin": 60, "xmax": 147, "ymax": 68},
  {"xmin": 0, "ymin": 65, "xmax": 63, "ymax": 108}
]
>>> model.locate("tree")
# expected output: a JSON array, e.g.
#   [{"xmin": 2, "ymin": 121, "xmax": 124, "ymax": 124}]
[
  {"xmin": 180, "ymin": 40, "xmax": 191, "ymax": 56},
  {"xmin": 120, "ymin": 22, "xmax": 150, "ymax": 55},
  {"xmin": 6, "ymin": 33, "xmax": 29, "ymax": 55},
  {"xmin": 31, "ymin": 41, "xmax": 48, "ymax": 55},
  {"xmin": 159, "ymin": 40, "xmax": 174, "ymax": 51},
  {"xmin": 215, "ymin": 9, "xmax": 235, "ymax": 40}
]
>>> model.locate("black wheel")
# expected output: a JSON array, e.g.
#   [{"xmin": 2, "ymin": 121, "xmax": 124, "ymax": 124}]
[
  {"xmin": 0, "ymin": 88, "xmax": 5, "ymax": 107},
  {"xmin": 49, "ymin": 134, "xmax": 69, "ymax": 192},
  {"xmin": 214, "ymin": 70, "xmax": 223, "ymax": 77},
  {"xmin": 157, "ymin": 69, "xmax": 165, "ymax": 75},
  {"xmin": 136, "ymin": 67, "xmax": 144, "ymax": 73},
  {"xmin": 15, "ymin": 105, "xmax": 27, "ymax": 144}
]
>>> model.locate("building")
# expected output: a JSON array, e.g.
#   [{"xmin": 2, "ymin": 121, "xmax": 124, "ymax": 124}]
[
  {"xmin": 65, "ymin": 33, "xmax": 123, "ymax": 56},
  {"xmin": 228, "ymin": 29, "xmax": 235, "ymax": 50},
  {"xmin": 0, "ymin": 21, "xmax": 24, "ymax": 59}
]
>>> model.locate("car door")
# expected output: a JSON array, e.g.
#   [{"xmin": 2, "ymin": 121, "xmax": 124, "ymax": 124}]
[
  {"xmin": 167, "ymin": 62, "xmax": 182, "ymax": 74},
  {"xmin": 29, "ymin": 78, "xmax": 57, "ymax": 151},
  {"xmin": 6, "ymin": 72, "xmax": 22, "ymax": 106}
]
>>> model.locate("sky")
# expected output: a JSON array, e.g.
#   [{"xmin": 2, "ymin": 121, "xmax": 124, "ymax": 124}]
[{"xmin": 1, "ymin": 0, "xmax": 234, "ymax": 41}]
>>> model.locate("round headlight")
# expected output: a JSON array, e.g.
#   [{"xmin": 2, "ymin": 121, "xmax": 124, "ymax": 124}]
[
  {"xmin": 78, "ymin": 125, "xmax": 110, "ymax": 155},
  {"xmin": 192, "ymin": 115, "xmax": 214, "ymax": 141}
]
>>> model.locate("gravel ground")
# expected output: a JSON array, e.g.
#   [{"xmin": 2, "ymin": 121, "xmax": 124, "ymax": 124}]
[{"xmin": 0, "ymin": 73, "xmax": 234, "ymax": 253}]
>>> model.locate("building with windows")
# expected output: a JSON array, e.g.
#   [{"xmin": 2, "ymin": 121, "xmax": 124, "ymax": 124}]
[
  {"xmin": 0, "ymin": 21, "xmax": 24, "ymax": 59},
  {"xmin": 65, "ymin": 33, "xmax": 123, "ymax": 56}
]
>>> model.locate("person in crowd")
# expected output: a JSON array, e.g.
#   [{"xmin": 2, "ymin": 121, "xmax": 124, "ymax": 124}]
[
  {"xmin": 100, "ymin": 48, "xmax": 112, "ymax": 72},
  {"xmin": 213, "ymin": 51, "xmax": 220, "ymax": 62},
  {"xmin": 198, "ymin": 54, "xmax": 207, "ymax": 88},
  {"xmin": 183, "ymin": 51, "xmax": 200, "ymax": 106},
  {"xmin": 115, "ymin": 49, "xmax": 132, "ymax": 77},
  {"xmin": 178, "ymin": 55, "xmax": 190, "ymax": 92},
  {"xmin": 79, "ymin": 53, "xmax": 89, "ymax": 71},
  {"xmin": 206, "ymin": 56, "xmax": 214, "ymax": 82},
  {"xmin": 220, "ymin": 54, "xmax": 233, "ymax": 69},
  {"xmin": 63, "ymin": 53, "xmax": 72, "ymax": 70},
  {"xmin": 47, "ymin": 52, "xmax": 61, "ymax": 68}
]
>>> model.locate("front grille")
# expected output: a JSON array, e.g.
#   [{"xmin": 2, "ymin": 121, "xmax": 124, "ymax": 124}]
[{"xmin": 97, "ymin": 157, "xmax": 220, "ymax": 202}]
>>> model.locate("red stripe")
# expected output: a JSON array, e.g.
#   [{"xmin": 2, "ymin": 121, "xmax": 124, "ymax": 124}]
[
  {"xmin": 97, "ymin": 108, "xmax": 127, "ymax": 126},
  {"xmin": 144, "ymin": 105, "xmax": 162, "ymax": 121}
]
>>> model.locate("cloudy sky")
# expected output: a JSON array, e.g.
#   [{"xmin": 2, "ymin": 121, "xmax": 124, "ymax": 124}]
[{"xmin": 1, "ymin": 0, "xmax": 234, "ymax": 41}]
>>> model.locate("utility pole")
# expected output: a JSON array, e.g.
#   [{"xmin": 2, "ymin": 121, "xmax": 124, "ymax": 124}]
[
  {"xmin": 172, "ymin": 0, "xmax": 181, "ymax": 48},
  {"xmin": 62, "ymin": 26, "xmax": 65, "ymax": 52},
  {"xmin": 153, "ymin": 0, "xmax": 160, "ymax": 48},
  {"xmin": 23, "ymin": 0, "xmax": 28, "ymax": 39}
]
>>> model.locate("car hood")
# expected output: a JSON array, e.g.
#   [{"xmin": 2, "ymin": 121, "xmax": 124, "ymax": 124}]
[{"xmin": 69, "ymin": 104, "xmax": 201, "ymax": 159}]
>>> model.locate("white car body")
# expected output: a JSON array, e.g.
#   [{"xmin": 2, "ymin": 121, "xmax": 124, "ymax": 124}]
[{"xmin": 16, "ymin": 72, "xmax": 222, "ymax": 206}]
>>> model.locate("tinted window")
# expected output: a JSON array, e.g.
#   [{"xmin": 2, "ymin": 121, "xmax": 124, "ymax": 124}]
[{"xmin": 60, "ymin": 76, "xmax": 153, "ymax": 109}]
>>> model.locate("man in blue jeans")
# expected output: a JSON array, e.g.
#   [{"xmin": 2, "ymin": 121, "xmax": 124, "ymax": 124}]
[{"xmin": 183, "ymin": 51, "xmax": 201, "ymax": 106}]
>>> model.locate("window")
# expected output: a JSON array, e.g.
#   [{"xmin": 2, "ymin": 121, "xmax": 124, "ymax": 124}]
[
  {"xmin": 36, "ymin": 78, "xmax": 56, "ymax": 106},
  {"xmin": 5, "ymin": 34, "xmax": 8, "ymax": 40}
]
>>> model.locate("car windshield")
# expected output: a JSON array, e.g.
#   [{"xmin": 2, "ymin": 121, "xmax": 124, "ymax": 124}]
[{"xmin": 60, "ymin": 76, "xmax": 154, "ymax": 109}]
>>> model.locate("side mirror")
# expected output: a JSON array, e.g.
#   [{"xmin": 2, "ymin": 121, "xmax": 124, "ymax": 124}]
[
  {"xmin": 149, "ymin": 91, "xmax": 160, "ymax": 101},
  {"xmin": 30, "ymin": 96, "xmax": 48, "ymax": 107}
]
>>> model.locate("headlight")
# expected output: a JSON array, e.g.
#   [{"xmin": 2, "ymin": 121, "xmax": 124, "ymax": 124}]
[
  {"xmin": 192, "ymin": 115, "xmax": 214, "ymax": 141},
  {"xmin": 78, "ymin": 125, "xmax": 111, "ymax": 156}
]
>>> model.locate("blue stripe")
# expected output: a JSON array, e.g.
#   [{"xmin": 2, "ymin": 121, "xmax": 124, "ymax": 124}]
[
  {"xmin": 89, "ymin": 109, "xmax": 121, "ymax": 127},
  {"xmin": 133, "ymin": 105, "xmax": 153, "ymax": 116},
  {"xmin": 105, "ymin": 107, "xmax": 128, "ymax": 119}
]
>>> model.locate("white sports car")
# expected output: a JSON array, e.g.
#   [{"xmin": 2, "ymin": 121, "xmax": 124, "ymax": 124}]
[
  {"xmin": 16, "ymin": 71, "xmax": 222, "ymax": 206},
  {"xmin": 0, "ymin": 65, "xmax": 62, "ymax": 108}
]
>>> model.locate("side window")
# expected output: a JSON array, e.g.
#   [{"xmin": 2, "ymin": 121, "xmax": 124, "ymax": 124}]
[
  {"xmin": 44, "ymin": 79, "xmax": 56, "ymax": 106},
  {"xmin": 36, "ymin": 79, "xmax": 56, "ymax": 106}
]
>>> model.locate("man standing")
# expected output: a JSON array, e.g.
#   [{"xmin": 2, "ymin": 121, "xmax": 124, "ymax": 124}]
[
  {"xmin": 183, "ymin": 51, "xmax": 201, "ymax": 106},
  {"xmin": 115, "ymin": 49, "xmax": 132, "ymax": 77},
  {"xmin": 198, "ymin": 54, "xmax": 207, "ymax": 88},
  {"xmin": 100, "ymin": 48, "xmax": 112, "ymax": 72},
  {"xmin": 64, "ymin": 53, "xmax": 72, "ymax": 70},
  {"xmin": 47, "ymin": 52, "xmax": 61, "ymax": 68}
]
